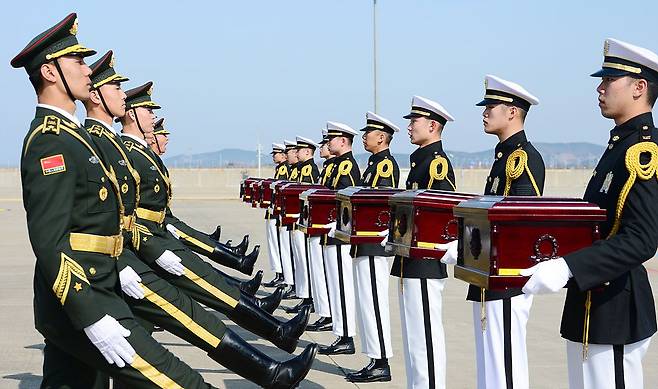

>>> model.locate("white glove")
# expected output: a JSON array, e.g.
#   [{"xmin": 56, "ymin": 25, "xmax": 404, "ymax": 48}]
[
  {"xmin": 521, "ymin": 257, "xmax": 572, "ymax": 294},
  {"xmin": 156, "ymin": 250, "xmax": 185, "ymax": 276},
  {"xmin": 326, "ymin": 222, "xmax": 337, "ymax": 238},
  {"xmin": 166, "ymin": 224, "xmax": 180, "ymax": 239},
  {"xmin": 119, "ymin": 266, "xmax": 144, "ymax": 299},
  {"xmin": 436, "ymin": 240, "xmax": 458, "ymax": 265},
  {"xmin": 84, "ymin": 315, "xmax": 135, "ymax": 368},
  {"xmin": 378, "ymin": 229, "xmax": 389, "ymax": 247}
]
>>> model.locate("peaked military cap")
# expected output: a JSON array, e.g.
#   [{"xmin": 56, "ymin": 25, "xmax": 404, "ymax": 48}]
[
  {"xmin": 319, "ymin": 128, "xmax": 329, "ymax": 145},
  {"xmin": 591, "ymin": 38, "xmax": 658, "ymax": 83},
  {"xmin": 476, "ymin": 75, "xmax": 539, "ymax": 111},
  {"xmin": 296, "ymin": 136, "xmax": 319, "ymax": 150},
  {"xmin": 326, "ymin": 121, "xmax": 358, "ymax": 138},
  {"xmin": 125, "ymin": 81, "xmax": 161, "ymax": 110},
  {"xmin": 361, "ymin": 111, "xmax": 400, "ymax": 134},
  {"xmin": 153, "ymin": 118, "xmax": 170, "ymax": 135},
  {"xmin": 90, "ymin": 50, "xmax": 128, "ymax": 89},
  {"xmin": 403, "ymin": 95, "xmax": 455, "ymax": 125},
  {"xmin": 11, "ymin": 13, "xmax": 96, "ymax": 72},
  {"xmin": 271, "ymin": 143, "xmax": 285, "ymax": 154},
  {"xmin": 284, "ymin": 140, "xmax": 297, "ymax": 151}
]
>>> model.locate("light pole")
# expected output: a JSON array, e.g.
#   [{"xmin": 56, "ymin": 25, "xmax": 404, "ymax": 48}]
[{"xmin": 373, "ymin": 0, "xmax": 378, "ymax": 113}]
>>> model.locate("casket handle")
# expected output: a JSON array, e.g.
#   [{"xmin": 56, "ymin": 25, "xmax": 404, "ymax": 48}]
[
  {"xmin": 441, "ymin": 219, "xmax": 459, "ymax": 241},
  {"xmin": 531, "ymin": 234, "xmax": 559, "ymax": 262}
]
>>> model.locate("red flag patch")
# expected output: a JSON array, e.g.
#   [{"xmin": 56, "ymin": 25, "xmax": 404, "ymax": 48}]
[{"xmin": 40, "ymin": 154, "xmax": 66, "ymax": 175}]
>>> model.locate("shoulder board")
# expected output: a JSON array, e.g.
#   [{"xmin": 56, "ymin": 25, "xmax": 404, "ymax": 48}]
[
  {"xmin": 123, "ymin": 139, "xmax": 136, "ymax": 151},
  {"xmin": 41, "ymin": 115, "xmax": 62, "ymax": 135},
  {"xmin": 87, "ymin": 124, "xmax": 104, "ymax": 137}
]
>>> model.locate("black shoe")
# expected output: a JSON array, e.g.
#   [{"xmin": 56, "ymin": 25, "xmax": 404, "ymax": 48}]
[
  {"xmin": 306, "ymin": 316, "xmax": 332, "ymax": 332},
  {"xmin": 209, "ymin": 225, "xmax": 221, "ymax": 241},
  {"xmin": 209, "ymin": 329, "xmax": 318, "ymax": 389},
  {"xmin": 256, "ymin": 286, "xmax": 284, "ymax": 314},
  {"xmin": 283, "ymin": 298, "xmax": 313, "ymax": 314},
  {"xmin": 240, "ymin": 270, "xmax": 263, "ymax": 296},
  {"xmin": 281, "ymin": 285, "xmax": 297, "ymax": 300},
  {"xmin": 318, "ymin": 336, "xmax": 355, "ymax": 355},
  {"xmin": 264, "ymin": 273, "xmax": 283, "ymax": 288},
  {"xmin": 346, "ymin": 358, "xmax": 391, "ymax": 383}
]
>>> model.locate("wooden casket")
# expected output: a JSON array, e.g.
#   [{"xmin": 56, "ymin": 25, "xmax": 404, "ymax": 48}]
[
  {"xmin": 279, "ymin": 183, "xmax": 324, "ymax": 227},
  {"xmin": 334, "ymin": 187, "xmax": 404, "ymax": 244},
  {"xmin": 297, "ymin": 189, "xmax": 338, "ymax": 236}
]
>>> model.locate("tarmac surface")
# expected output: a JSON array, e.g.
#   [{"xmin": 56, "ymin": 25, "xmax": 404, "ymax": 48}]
[{"xmin": 0, "ymin": 197, "xmax": 656, "ymax": 388}]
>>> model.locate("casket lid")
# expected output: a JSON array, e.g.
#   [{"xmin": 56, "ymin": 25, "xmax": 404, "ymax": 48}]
[
  {"xmin": 389, "ymin": 189, "xmax": 477, "ymax": 208},
  {"xmin": 336, "ymin": 187, "xmax": 403, "ymax": 203},
  {"xmin": 258, "ymin": 178, "xmax": 276, "ymax": 188},
  {"xmin": 305, "ymin": 188, "xmax": 337, "ymax": 202},
  {"xmin": 300, "ymin": 188, "xmax": 333, "ymax": 201},
  {"xmin": 454, "ymin": 195, "xmax": 607, "ymax": 221},
  {"xmin": 280, "ymin": 183, "xmax": 324, "ymax": 196}
]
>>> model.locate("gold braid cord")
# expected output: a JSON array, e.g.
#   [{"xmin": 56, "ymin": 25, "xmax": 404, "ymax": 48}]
[
  {"xmin": 582, "ymin": 141, "xmax": 658, "ymax": 360},
  {"xmin": 332, "ymin": 160, "xmax": 354, "ymax": 188},
  {"xmin": 428, "ymin": 156, "xmax": 454, "ymax": 190},
  {"xmin": 372, "ymin": 159, "xmax": 393, "ymax": 187},
  {"xmin": 504, "ymin": 149, "xmax": 540, "ymax": 196},
  {"xmin": 322, "ymin": 163, "xmax": 335, "ymax": 186}
]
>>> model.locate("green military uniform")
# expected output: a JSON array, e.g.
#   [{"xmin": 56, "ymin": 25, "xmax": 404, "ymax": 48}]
[
  {"xmin": 85, "ymin": 51, "xmax": 229, "ymax": 356},
  {"xmin": 12, "ymin": 13, "xmax": 215, "ymax": 388}
]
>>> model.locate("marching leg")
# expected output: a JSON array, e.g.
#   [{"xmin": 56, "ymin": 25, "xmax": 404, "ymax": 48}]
[
  {"xmin": 266, "ymin": 219, "xmax": 282, "ymax": 274},
  {"xmin": 278, "ymin": 226, "xmax": 295, "ymax": 290},
  {"xmin": 307, "ymin": 239, "xmax": 332, "ymax": 331}
]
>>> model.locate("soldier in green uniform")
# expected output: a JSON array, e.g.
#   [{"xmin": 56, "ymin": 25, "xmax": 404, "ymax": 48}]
[
  {"xmin": 13, "ymin": 13, "xmax": 218, "ymax": 388},
  {"xmin": 150, "ymin": 118, "xmax": 169, "ymax": 155},
  {"xmin": 523, "ymin": 38, "xmax": 658, "ymax": 389},
  {"xmin": 117, "ymin": 82, "xmax": 311, "ymax": 354},
  {"xmin": 319, "ymin": 121, "xmax": 362, "ymax": 355},
  {"xmin": 391, "ymin": 95, "xmax": 456, "ymax": 389},
  {"xmin": 347, "ymin": 111, "xmax": 400, "ymax": 382},
  {"xmin": 81, "ymin": 51, "xmax": 314, "ymax": 388},
  {"xmin": 263, "ymin": 142, "xmax": 289, "ymax": 288}
]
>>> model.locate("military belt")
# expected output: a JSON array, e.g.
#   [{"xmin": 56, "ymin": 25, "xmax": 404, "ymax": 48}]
[
  {"xmin": 135, "ymin": 207, "xmax": 166, "ymax": 223},
  {"xmin": 70, "ymin": 232, "xmax": 124, "ymax": 258},
  {"xmin": 122, "ymin": 214, "xmax": 136, "ymax": 231}
]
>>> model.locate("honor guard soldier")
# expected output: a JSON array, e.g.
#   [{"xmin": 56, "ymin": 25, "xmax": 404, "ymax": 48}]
[
  {"xmin": 391, "ymin": 95, "xmax": 455, "ymax": 389},
  {"xmin": 263, "ymin": 142, "xmax": 289, "ymax": 288},
  {"xmin": 523, "ymin": 38, "xmax": 658, "ymax": 389},
  {"xmin": 150, "ymin": 118, "xmax": 169, "ymax": 155},
  {"xmin": 82, "ymin": 51, "xmax": 314, "ymax": 388},
  {"xmin": 118, "ymin": 82, "xmax": 314, "ymax": 357},
  {"xmin": 306, "ymin": 130, "xmax": 335, "ymax": 332},
  {"xmin": 319, "ymin": 121, "xmax": 362, "ymax": 355},
  {"xmin": 284, "ymin": 136, "xmax": 320, "ymax": 314},
  {"xmin": 12, "ymin": 13, "xmax": 220, "ymax": 388},
  {"xmin": 278, "ymin": 139, "xmax": 299, "ymax": 297},
  {"xmin": 346, "ymin": 111, "xmax": 400, "ymax": 383},
  {"xmin": 442, "ymin": 75, "xmax": 544, "ymax": 389}
]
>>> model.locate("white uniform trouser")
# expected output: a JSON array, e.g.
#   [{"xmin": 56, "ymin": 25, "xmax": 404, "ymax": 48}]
[
  {"xmin": 566, "ymin": 337, "xmax": 651, "ymax": 389},
  {"xmin": 472, "ymin": 294, "xmax": 533, "ymax": 389},
  {"xmin": 278, "ymin": 226, "xmax": 294, "ymax": 285},
  {"xmin": 265, "ymin": 219, "xmax": 282, "ymax": 273},
  {"xmin": 354, "ymin": 255, "xmax": 393, "ymax": 359},
  {"xmin": 291, "ymin": 229, "xmax": 310, "ymax": 298},
  {"xmin": 323, "ymin": 244, "xmax": 356, "ymax": 337},
  {"xmin": 399, "ymin": 278, "xmax": 446, "ymax": 389},
  {"xmin": 309, "ymin": 236, "xmax": 330, "ymax": 317}
]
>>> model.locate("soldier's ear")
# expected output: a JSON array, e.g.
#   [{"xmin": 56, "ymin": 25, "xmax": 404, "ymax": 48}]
[
  {"xmin": 632, "ymin": 78, "xmax": 648, "ymax": 100},
  {"xmin": 89, "ymin": 89, "xmax": 102, "ymax": 105},
  {"xmin": 40, "ymin": 63, "xmax": 58, "ymax": 84},
  {"xmin": 127, "ymin": 109, "xmax": 136, "ymax": 121}
]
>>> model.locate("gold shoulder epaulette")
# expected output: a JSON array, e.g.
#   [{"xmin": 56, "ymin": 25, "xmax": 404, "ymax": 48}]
[
  {"xmin": 41, "ymin": 115, "xmax": 61, "ymax": 135},
  {"xmin": 87, "ymin": 124, "xmax": 104, "ymax": 137}
]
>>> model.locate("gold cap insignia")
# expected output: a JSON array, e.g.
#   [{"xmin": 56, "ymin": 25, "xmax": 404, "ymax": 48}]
[
  {"xmin": 109, "ymin": 54, "xmax": 116, "ymax": 68},
  {"xmin": 99, "ymin": 187, "xmax": 108, "ymax": 201},
  {"xmin": 70, "ymin": 18, "xmax": 79, "ymax": 36},
  {"xmin": 604, "ymin": 40, "xmax": 610, "ymax": 56},
  {"xmin": 147, "ymin": 86, "xmax": 153, "ymax": 96},
  {"xmin": 484, "ymin": 78, "xmax": 488, "ymax": 89}
]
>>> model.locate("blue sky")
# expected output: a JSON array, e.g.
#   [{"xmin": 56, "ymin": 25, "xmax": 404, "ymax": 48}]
[{"xmin": 3, "ymin": 1, "xmax": 658, "ymax": 165}]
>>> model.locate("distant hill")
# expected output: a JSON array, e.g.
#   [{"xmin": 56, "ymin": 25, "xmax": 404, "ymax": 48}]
[{"xmin": 165, "ymin": 142, "xmax": 605, "ymax": 169}]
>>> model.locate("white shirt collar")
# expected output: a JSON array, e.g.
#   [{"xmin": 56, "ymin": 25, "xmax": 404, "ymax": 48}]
[
  {"xmin": 122, "ymin": 132, "xmax": 148, "ymax": 147},
  {"xmin": 85, "ymin": 117, "xmax": 116, "ymax": 134},
  {"xmin": 36, "ymin": 104, "xmax": 81, "ymax": 127}
]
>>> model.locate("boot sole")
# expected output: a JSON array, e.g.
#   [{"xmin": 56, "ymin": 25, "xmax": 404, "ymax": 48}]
[
  {"xmin": 346, "ymin": 375, "xmax": 392, "ymax": 383},
  {"xmin": 318, "ymin": 348, "xmax": 355, "ymax": 355}
]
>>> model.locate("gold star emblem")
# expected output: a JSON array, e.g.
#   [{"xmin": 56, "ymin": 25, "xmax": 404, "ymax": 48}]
[
  {"xmin": 69, "ymin": 18, "xmax": 79, "ymax": 35},
  {"xmin": 99, "ymin": 187, "xmax": 108, "ymax": 201},
  {"xmin": 74, "ymin": 282, "xmax": 82, "ymax": 292}
]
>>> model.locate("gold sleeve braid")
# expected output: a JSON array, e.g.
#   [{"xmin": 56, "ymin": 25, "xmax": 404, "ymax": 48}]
[
  {"xmin": 504, "ymin": 149, "xmax": 540, "ymax": 196},
  {"xmin": 372, "ymin": 159, "xmax": 394, "ymax": 188},
  {"xmin": 332, "ymin": 160, "xmax": 355, "ymax": 188},
  {"xmin": 428, "ymin": 156, "xmax": 455, "ymax": 190},
  {"xmin": 53, "ymin": 254, "xmax": 90, "ymax": 305}
]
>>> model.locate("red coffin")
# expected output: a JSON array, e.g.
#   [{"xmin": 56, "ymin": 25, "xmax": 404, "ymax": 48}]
[
  {"xmin": 257, "ymin": 179, "xmax": 276, "ymax": 208},
  {"xmin": 298, "ymin": 189, "xmax": 337, "ymax": 236},
  {"xmin": 279, "ymin": 183, "xmax": 325, "ymax": 226},
  {"xmin": 387, "ymin": 190, "xmax": 477, "ymax": 259},
  {"xmin": 240, "ymin": 177, "xmax": 263, "ymax": 203},
  {"xmin": 453, "ymin": 196, "xmax": 607, "ymax": 290},
  {"xmin": 335, "ymin": 187, "xmax": 404, "ymax": 244},
  {"xmin": 270, "ymin": 180, "xmax": 292, "ymax": 217}
]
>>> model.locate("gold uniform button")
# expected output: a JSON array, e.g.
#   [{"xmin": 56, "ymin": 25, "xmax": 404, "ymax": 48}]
[
  {"xmin": 497, "ymin": 152, "xmax": 503, "ymax": 159},
  {"xmin": 89, "ymin": 267, "xmax": 96, "ymax": 275},
  {"xmin": 101, "ymin": 177, "xmax": 106, "ymax": 182},
  {"xmin": 488, "ymin": 177, "xmax": 492, "ymax": 182},
  {"xmin": 369, "ymin": 162, "xmax": 373, "ymax": 166},
  {"xmin": 99, "ymin": 187, "xmax": 108, "ymax": 201},
  {"xmin": 411, "ymin": 162, "xmax": 416, "ymax": 168},
  {"xmin": 642, "ymin": 125, "xmax": 649, "ymax": 130},
  {"xmin": 612, "ymin": 135, "xmax": 620, "ymax": 142},
  {"xmin": 154, "ymin": 184, "xmax": 160, "ymax": 193},
  {"xmin": 121, "ymin": 183, "xmax": 129, "ymax": 194},
  {"xmin": 608, "ymin": 144, "xmax": 613, "ymax": 150}
]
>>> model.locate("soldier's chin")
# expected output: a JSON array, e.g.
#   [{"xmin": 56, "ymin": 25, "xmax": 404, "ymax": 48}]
[{"xmin": 599, "ymin": 107, "xmax": 615, "ymax": 119}]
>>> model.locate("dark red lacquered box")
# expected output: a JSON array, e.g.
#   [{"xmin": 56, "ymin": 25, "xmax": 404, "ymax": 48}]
[
  {"xmin": 453, "ymin": 196, "xmax": 607, "ymax": 290},
  {"xmin": 270, "ymin": 180, "xmax": 292, "ymax": 217},
  {"xmin": 386, "ymin": 190, "xmax": 477, "ymax": 258},
  {"xmin": 279, "ymin": 183, "xmax": 325, "ymax": 226},
  {"xmin": 298, "ymin": 189, "xmax": 337, "ymax": 236},
  {"xmin": 256, "ymin": 179, "xmax": 276, "ymax": 208},
  {"xmin": 334, "ymin": 187, "xmax": 404, "ymax": 244},
  {"xmin": 240, "ymin": 177, "xmax": 263, "ymax": 203}
]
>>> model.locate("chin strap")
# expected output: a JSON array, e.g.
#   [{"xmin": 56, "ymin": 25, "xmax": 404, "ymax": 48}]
[{"xmin": 53, "ymin": 58, "xmax": 76, "ymax": 103}]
